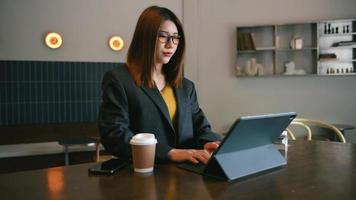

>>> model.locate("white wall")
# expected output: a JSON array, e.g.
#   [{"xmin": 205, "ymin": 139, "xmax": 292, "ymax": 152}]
[
  {"xmin": 183, "ymin": 0, "xmax": 356, "ymax": 142},
  {"xmin": 0, "ymin": 0, "xmax": 182, "ymax": 62}
]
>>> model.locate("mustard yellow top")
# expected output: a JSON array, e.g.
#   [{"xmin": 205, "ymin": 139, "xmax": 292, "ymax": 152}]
[{"xmin": 160, "ymin": 85, "xmax": 177, "ymax": 122}]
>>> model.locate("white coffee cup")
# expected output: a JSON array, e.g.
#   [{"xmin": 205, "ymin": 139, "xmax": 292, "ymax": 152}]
[{"xmin": 130, "ymin": 133, "xmax": 157, "ymax": 173}]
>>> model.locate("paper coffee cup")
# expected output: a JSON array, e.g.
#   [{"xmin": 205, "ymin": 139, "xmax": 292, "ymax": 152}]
[{"xmin": 130, "ymin": 133, "xmax": 157, "ymax": 173}]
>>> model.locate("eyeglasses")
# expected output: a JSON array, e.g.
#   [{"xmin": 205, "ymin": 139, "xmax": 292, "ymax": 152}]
[{"xmin": 157, "ymin": 31, "xmax": 181, "ymax": 45}]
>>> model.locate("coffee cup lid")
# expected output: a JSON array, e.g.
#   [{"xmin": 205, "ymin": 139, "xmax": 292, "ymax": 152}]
[{"xmin": 130, "ymin": 133, "xmax": 157, "ymax": 145}]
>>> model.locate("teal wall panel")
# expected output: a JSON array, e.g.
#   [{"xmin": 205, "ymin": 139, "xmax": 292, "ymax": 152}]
[{"xmin": 0, "ymin": 61, "xmax": 119, "ymax": 125}]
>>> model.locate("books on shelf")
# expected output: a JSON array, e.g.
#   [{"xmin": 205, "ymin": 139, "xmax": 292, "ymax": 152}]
[
  {"xmin": 319, "ymin": 53, "xmax": 337, "ymax": 61},
  {"xmin": 237, "ymin": 32, "xmax": 256, "ymax": 51}
]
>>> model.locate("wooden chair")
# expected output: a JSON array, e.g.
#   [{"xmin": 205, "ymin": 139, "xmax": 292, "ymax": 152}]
[{"xmin": 286, "ymin": 118, "xmax": 346, "ymax": 143}]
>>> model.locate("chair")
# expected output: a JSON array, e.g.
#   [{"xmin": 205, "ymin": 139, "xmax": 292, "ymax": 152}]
[{"xmin": 286, "ymin": 118, "xmax": 346, "ymax": 143}]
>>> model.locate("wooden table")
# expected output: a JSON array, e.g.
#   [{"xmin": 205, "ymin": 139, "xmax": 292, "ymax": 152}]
[{"xmin": 1, "ymin": 140, "xmax": 356, "ymax": 200}]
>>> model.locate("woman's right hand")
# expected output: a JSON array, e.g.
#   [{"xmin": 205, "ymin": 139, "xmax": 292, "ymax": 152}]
[{"xmin": 167, "ymin": 149, "xmax": 211, "ymax": 164}]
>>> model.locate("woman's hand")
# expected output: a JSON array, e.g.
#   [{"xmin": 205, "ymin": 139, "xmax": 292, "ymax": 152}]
[
  {"xmin": 167, "ymin": 149, "xmax": 211, "ymax": 164},
  {"xmin": 204, "ymin": 141, "xmax": 221, "ymax": 154},
  {"xmin": 167, "ymin": 141, "xmax": 220, "ymax": 164}
]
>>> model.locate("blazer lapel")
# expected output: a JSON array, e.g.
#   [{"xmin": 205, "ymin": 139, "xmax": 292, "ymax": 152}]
[
  {"xmin": 174, "ymin": 86, "xmax": 187, "ymax": 139},
  {"xmin": 141, "ymin": 86, "xmax": 175, "ymax": 132}
]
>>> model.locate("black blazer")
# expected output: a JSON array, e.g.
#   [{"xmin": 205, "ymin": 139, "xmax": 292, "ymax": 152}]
[{"xmin": 98, "ymin": 64, "xmax": 221, "ymax": 162}]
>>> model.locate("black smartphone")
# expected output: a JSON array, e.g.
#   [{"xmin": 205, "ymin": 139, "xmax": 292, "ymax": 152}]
[{"xmin": 88, "ymin": 158, "xmax": 128, "ymax": 175}]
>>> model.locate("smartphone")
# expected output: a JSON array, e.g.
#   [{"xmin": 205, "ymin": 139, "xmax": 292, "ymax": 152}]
[{"xmin": 88, "ymin": 158, "xmax": 128, "ymax": 175}]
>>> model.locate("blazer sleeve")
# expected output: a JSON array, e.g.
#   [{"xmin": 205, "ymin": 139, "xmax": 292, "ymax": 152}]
[
  {"xmin": 188, "ymin": 82, "xmax": 223, "ymax": 146},
  {"xmin": 98, "ymin": 70, "xmax": 133, "ymax": 161}
]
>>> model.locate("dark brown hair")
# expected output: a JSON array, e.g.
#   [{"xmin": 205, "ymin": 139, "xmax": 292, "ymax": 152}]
[{"xmin": 127, "ymin": 6, "xmax": 185, "ymax": 88}]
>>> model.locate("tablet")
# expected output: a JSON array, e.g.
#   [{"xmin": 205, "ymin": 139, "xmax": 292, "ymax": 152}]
[{"xmin": 178, "ymin": 112, "xmax": 296, "ymax": 181}]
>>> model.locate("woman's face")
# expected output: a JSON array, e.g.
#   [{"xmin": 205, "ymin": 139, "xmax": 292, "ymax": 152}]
[{"xmin": 155, "ymin": 20, "xmax": 180, "ymax": 66}]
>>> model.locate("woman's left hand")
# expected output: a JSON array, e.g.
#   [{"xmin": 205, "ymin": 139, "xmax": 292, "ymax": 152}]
[{"xmin": 203, "ymin": 141, "xmax": 221, "ymax": 154}]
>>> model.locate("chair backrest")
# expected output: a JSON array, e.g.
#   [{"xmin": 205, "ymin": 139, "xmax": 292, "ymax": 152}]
[{"xmin": 286, "ymin": 118, "xmax": 346, "ymax": 143}]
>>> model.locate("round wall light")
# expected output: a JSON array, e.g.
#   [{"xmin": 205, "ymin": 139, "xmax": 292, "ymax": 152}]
[
  {"xmin": 109, "ymin": 35, "xmax": 124, "ymax": 51},
  {"xmin": 44, "ymin": 32, "xmax": 63, "ymax": 49}
]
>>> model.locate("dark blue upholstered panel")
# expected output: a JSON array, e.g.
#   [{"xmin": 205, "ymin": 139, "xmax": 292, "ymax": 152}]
[{"xmin": 0, "ymin": 60, "xmax": 119, "ymax": 125}]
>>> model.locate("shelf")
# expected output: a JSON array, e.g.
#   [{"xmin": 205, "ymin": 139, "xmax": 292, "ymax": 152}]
[
  {"xmin": 319, "ymin": 32, "xmax": 356, "ymax": 37},
  {"xmin": 237, "ymin": 46, "xmax": 275, "ymax": 53},
  {"xmin": 236, "ymin": 72, "xmax": 356, "ymax": 78},
  {"xmin": 321, "ymin": 73, "xmax": 356, "ymax": 76},
  {"xmin": 276, "ymin": 47, "xmax": 318, "ymax": 51},
  {"xmin": 236, "ymin": 18, "xmax": 355, "ymax": 77},
  {"xmin": 319, "ymin": 59, "xmax": 356, "ymax": 62},
  {"xmin": 320, "ymin": 45, "xmax": 356, "ymax": 50},
  {"xmin": 255, "ymin": 46, "xmax": 276, "ymax": 51}
]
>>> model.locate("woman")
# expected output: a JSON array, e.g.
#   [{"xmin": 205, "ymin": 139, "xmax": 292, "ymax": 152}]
[{"xmin": 98, "ymin": 6, "xmax": 221, "ymax": 164}]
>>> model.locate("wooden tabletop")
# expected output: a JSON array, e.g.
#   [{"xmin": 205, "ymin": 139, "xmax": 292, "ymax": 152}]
[{"xmin": 1, "ymin": 140, "xmax": 356, "ymax": 200}]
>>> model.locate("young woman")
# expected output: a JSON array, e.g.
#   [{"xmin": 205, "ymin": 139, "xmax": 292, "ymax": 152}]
[{"xmin": 98, "ymin": 6, "xmax": 221, "ymax": 164}]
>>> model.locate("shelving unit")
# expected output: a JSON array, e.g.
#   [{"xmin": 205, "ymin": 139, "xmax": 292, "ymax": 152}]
[
  {"xmin": 318, "ymin": 20, "xmax": 356, "ymax": 76},
  {"xmin": 236, "ymin": 19, "xmax": 356, "ymax": 77},
  {"xmin": 236, "ymin": 25, "xmax": 275, "ymax": 76}
]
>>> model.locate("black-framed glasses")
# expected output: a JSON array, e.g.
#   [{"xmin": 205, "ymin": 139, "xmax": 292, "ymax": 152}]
[{"xmin": 157, "ymin": 31, "xmax": 181, "ymax": 45}]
